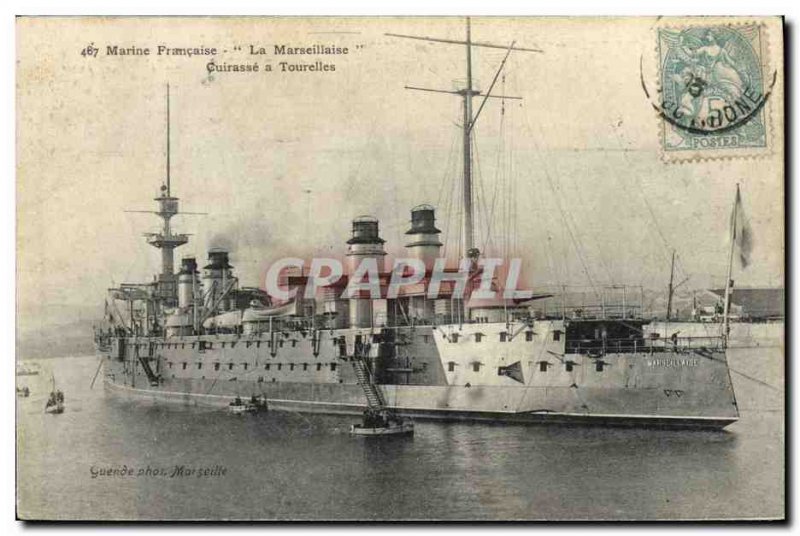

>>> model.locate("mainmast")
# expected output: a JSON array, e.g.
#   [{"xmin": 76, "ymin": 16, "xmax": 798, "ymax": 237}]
[
  {"xmin": 388, "ymin": 18, "xmax": 539, "ymax": 261},
  {"xmin": 461, "ymin": 20, "xmax": 476, "ymax": 259}
]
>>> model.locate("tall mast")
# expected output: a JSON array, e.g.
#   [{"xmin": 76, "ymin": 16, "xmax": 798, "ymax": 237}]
[
  {"xmin": 150, "ymin": 83, "xmax": 186, "ymax": 282},
  {"xmin": 127, "ymin": 85, "xmax": 189, "ymax": 306},
  {"xmin": 462, "ymin": 19, "xmax": 475, "ymax": 259},
  {"xmin": 387, "ymin": 19, "xmax": 538, "ymax": 260},
  {"xmin": 166, "ymin": 83, "xmax": 171, "ymax": 196},
  {"xmin": 123, "ymin": 85, "xmax": 207, "ymax": 308}
]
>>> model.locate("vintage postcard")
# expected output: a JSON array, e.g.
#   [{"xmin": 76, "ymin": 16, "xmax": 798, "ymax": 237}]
[{"xmin": 15, "ymin": 16, "xmax": 784, "ymax": 521}]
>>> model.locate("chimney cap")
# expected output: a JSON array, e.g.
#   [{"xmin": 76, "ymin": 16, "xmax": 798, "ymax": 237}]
[
  {"xmin": 347, "ymin": 215, "xmax": 386, "ymax": 245},
  {"xmin": 406, "ymin": 204, "xmax": 441, "ymax": 235},
  {"xmin": 179, "ymin": 256, "xmax": 199, "ymax": 274},
  {"xmin": 204, "ymin": 249, "xmax": 232, "ymax": 269}
]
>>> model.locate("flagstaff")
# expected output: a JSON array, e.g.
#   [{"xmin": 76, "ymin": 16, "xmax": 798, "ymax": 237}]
[{"xmin": 723, "ymin": 183, "xmax": 752, "ymax": 344}]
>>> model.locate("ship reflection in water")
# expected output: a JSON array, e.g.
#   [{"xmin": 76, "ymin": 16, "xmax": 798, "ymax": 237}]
[{"xmin": 17, "ymin": 349, "xmax": 783, "ymax": 521}]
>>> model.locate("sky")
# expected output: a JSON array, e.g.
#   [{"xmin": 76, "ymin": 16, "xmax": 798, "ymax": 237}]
[{"xmin": 16, "ymin": 16, "xmax": 784, "ymax": 331}]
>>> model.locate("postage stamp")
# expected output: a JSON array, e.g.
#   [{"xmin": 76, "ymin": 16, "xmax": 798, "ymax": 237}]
[{"xmin": 655, "ymin": 23, "xmax": 774, "ymax": 162}]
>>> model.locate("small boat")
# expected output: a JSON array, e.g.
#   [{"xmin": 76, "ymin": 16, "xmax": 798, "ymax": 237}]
[
  {"xmin": 45, "ymin": 391, "xmax": 65, "ymax": 414},
  {"xmin": 16, "ymin": 363, "xmax": 40, "ymax": 376},
  {"xmin": 246, "ymin": 395, "xmax": 268, "ymax": 413},
  {"xmin": 228, "ymin": 395, "xmax": 268, "ymax": 415},
  {"xmin": 16, "ymin": 386, "xmax": 30, "ymax": 398},
  {"xmin": 228, "ymin": 396, "xmax": 248, "ymax": 414},
  {"xmin": 350, "ymin": 408, "xmax": 415, "ymax": 437},
  {"xmin": 44, "ymin": 374, "xmax": 65, "ymax": 414}
]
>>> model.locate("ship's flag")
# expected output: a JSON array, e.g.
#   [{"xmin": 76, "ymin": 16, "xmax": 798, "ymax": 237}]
[{"xmin": 730, "ymin": 185, "xmax": 753, "ymax": 269}]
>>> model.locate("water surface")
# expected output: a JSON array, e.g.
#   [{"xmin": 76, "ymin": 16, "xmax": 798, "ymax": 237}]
[{"xmin": 16, "ymin": 348, "xmax": 784, "ymax": 520}]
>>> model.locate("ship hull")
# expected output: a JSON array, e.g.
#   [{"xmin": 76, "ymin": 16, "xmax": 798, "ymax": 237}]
[
  {"xmin": 103, "ymin": 373, "xmax": 737, "ymax": 430},
  {"xmin": 99, "ymin": 320, "xmax": 739, "ymax": 430}
]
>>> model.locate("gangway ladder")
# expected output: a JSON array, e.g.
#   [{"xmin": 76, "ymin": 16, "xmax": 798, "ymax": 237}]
[
  {"xmin": 138, "ymin": 343, "xmax": 160, "ymax": 387},
  {"xmin": 350, "ymin": 343, "xmax": 387, "ymax": 409}
]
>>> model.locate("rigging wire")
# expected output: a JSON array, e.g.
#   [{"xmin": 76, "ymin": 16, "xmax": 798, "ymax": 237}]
[
  {"xmin": 440, "ymin": 132, "xmax": 460, "ymax": 261},
  {"xmin": 472, "ymin": 131, "xmax": 493, "ymax": 255},
  {"xmin": 481, "ymin": 75, "xmax": 508, "ymax": 258},
  {"xmin": 560, "ymin": 165, "xmax": 617, "ymax": 286},
  {"xmin": 519, "ymin": 111, "xmax": 601, "ymax": 298},
  {"xmin": 509, "ymin": 102, "xmax": 518, "ymax": 260},
  {"xmin": 606, "ymin": 122, "xmax": 691, "ymax": 286},
  {"xmin": 435, "ymin": 127, "xmax": 460, "ymax": 210}
]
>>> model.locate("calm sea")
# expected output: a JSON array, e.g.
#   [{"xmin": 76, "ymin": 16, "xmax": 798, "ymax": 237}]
[{"xmin": 16, "ymin": 347, "xmax": 784, "ymax": 521}]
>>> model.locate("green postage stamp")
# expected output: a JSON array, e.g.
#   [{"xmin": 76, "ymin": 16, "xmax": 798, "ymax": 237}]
[{"xmin": 656, "ymin": 23, "xmax": 775, "ymax": 162}]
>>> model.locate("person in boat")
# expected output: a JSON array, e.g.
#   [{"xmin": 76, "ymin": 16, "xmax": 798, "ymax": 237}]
[
  {"xmin": 670, "ymin": 331, "xmax": 681, "ymax": 347},
  {"xmin": 363, "ymin": 408, "xmax": 389, "ymax": 428},
  {"xmin": 56, "ymin": 390, "xmax": 64, "ymax": 403},
  {"xmin": 362, "ymin": 408, "xmax": 377, "ymax": 428}
]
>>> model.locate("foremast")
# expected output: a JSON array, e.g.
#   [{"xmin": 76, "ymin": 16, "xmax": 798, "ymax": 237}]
[
  {"xmin": 119, "ymin": 84, "xmax": 204, "ymax": 320},
  {"xmin": 146, "ymin": 85, "xmax": 189, "ymax": 305}
]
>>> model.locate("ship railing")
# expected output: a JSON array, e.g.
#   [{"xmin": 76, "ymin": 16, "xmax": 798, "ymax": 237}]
[
  {"xmin": 647, "ymin": 335, "xmax": 724, "ymax": 351},
  {"xmin": 527, "ymin": 285, "xmax": 647, "ymax": 320},
  {"xmin": 553, "ymin": 304, "xmax": 642, "ymax": 320},
  {"xmin": 567, "ymin": 338, "xmax": 643, "ymax": 354},
  {"xmin": 567, "ymin": 335, "xmax": 724, "ymax": 355}
]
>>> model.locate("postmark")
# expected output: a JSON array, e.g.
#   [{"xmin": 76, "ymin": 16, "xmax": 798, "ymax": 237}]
[{"xmin": 649, "ymin": 23, "xmax": 775, "ymax": 162}]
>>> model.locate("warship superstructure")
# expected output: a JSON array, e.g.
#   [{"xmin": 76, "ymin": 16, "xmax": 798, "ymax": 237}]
[{"xmin": 96, "ymin": 21, "xmax": 739, "ymax": 429}]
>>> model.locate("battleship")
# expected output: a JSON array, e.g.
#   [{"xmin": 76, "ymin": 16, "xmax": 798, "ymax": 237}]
[{"xmin": 95, "ymin": 20, "xmax": 740, "ymax": 429}]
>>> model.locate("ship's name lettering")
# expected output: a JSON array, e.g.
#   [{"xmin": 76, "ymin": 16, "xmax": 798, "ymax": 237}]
[
  {"xmin": 647, "ymin": 359, "xmax": 699, "ymax": 367},
  {"xmin": 270, "ymin": 44, "xmax": 349, "ymax": 55}
]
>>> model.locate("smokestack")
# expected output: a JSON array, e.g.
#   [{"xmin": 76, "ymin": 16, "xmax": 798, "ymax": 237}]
[
  {"xmin": 180, "ymin": 257, "xmax": 198, "ymax": 271},
  {"xmin": 346, "ymin": 216, "xmax": 386, "ymax": 327},
  {"xmin": 203, "ymin": 249, "xmax": 235, "ymax": 312},
  {"xmin": 346, "ymin": 216, "xmax": 386, "ymax": 273},
  {"xmin": 204, "ymin": 250, "xmax": 232, "ymax": 270},
  {"xmin": 405, "ymin": 204, "xmax": 442, "ymax": 271},
  {"xmin": 177, "ymin": 257, "xmax": 198, "ymax": 309}
]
